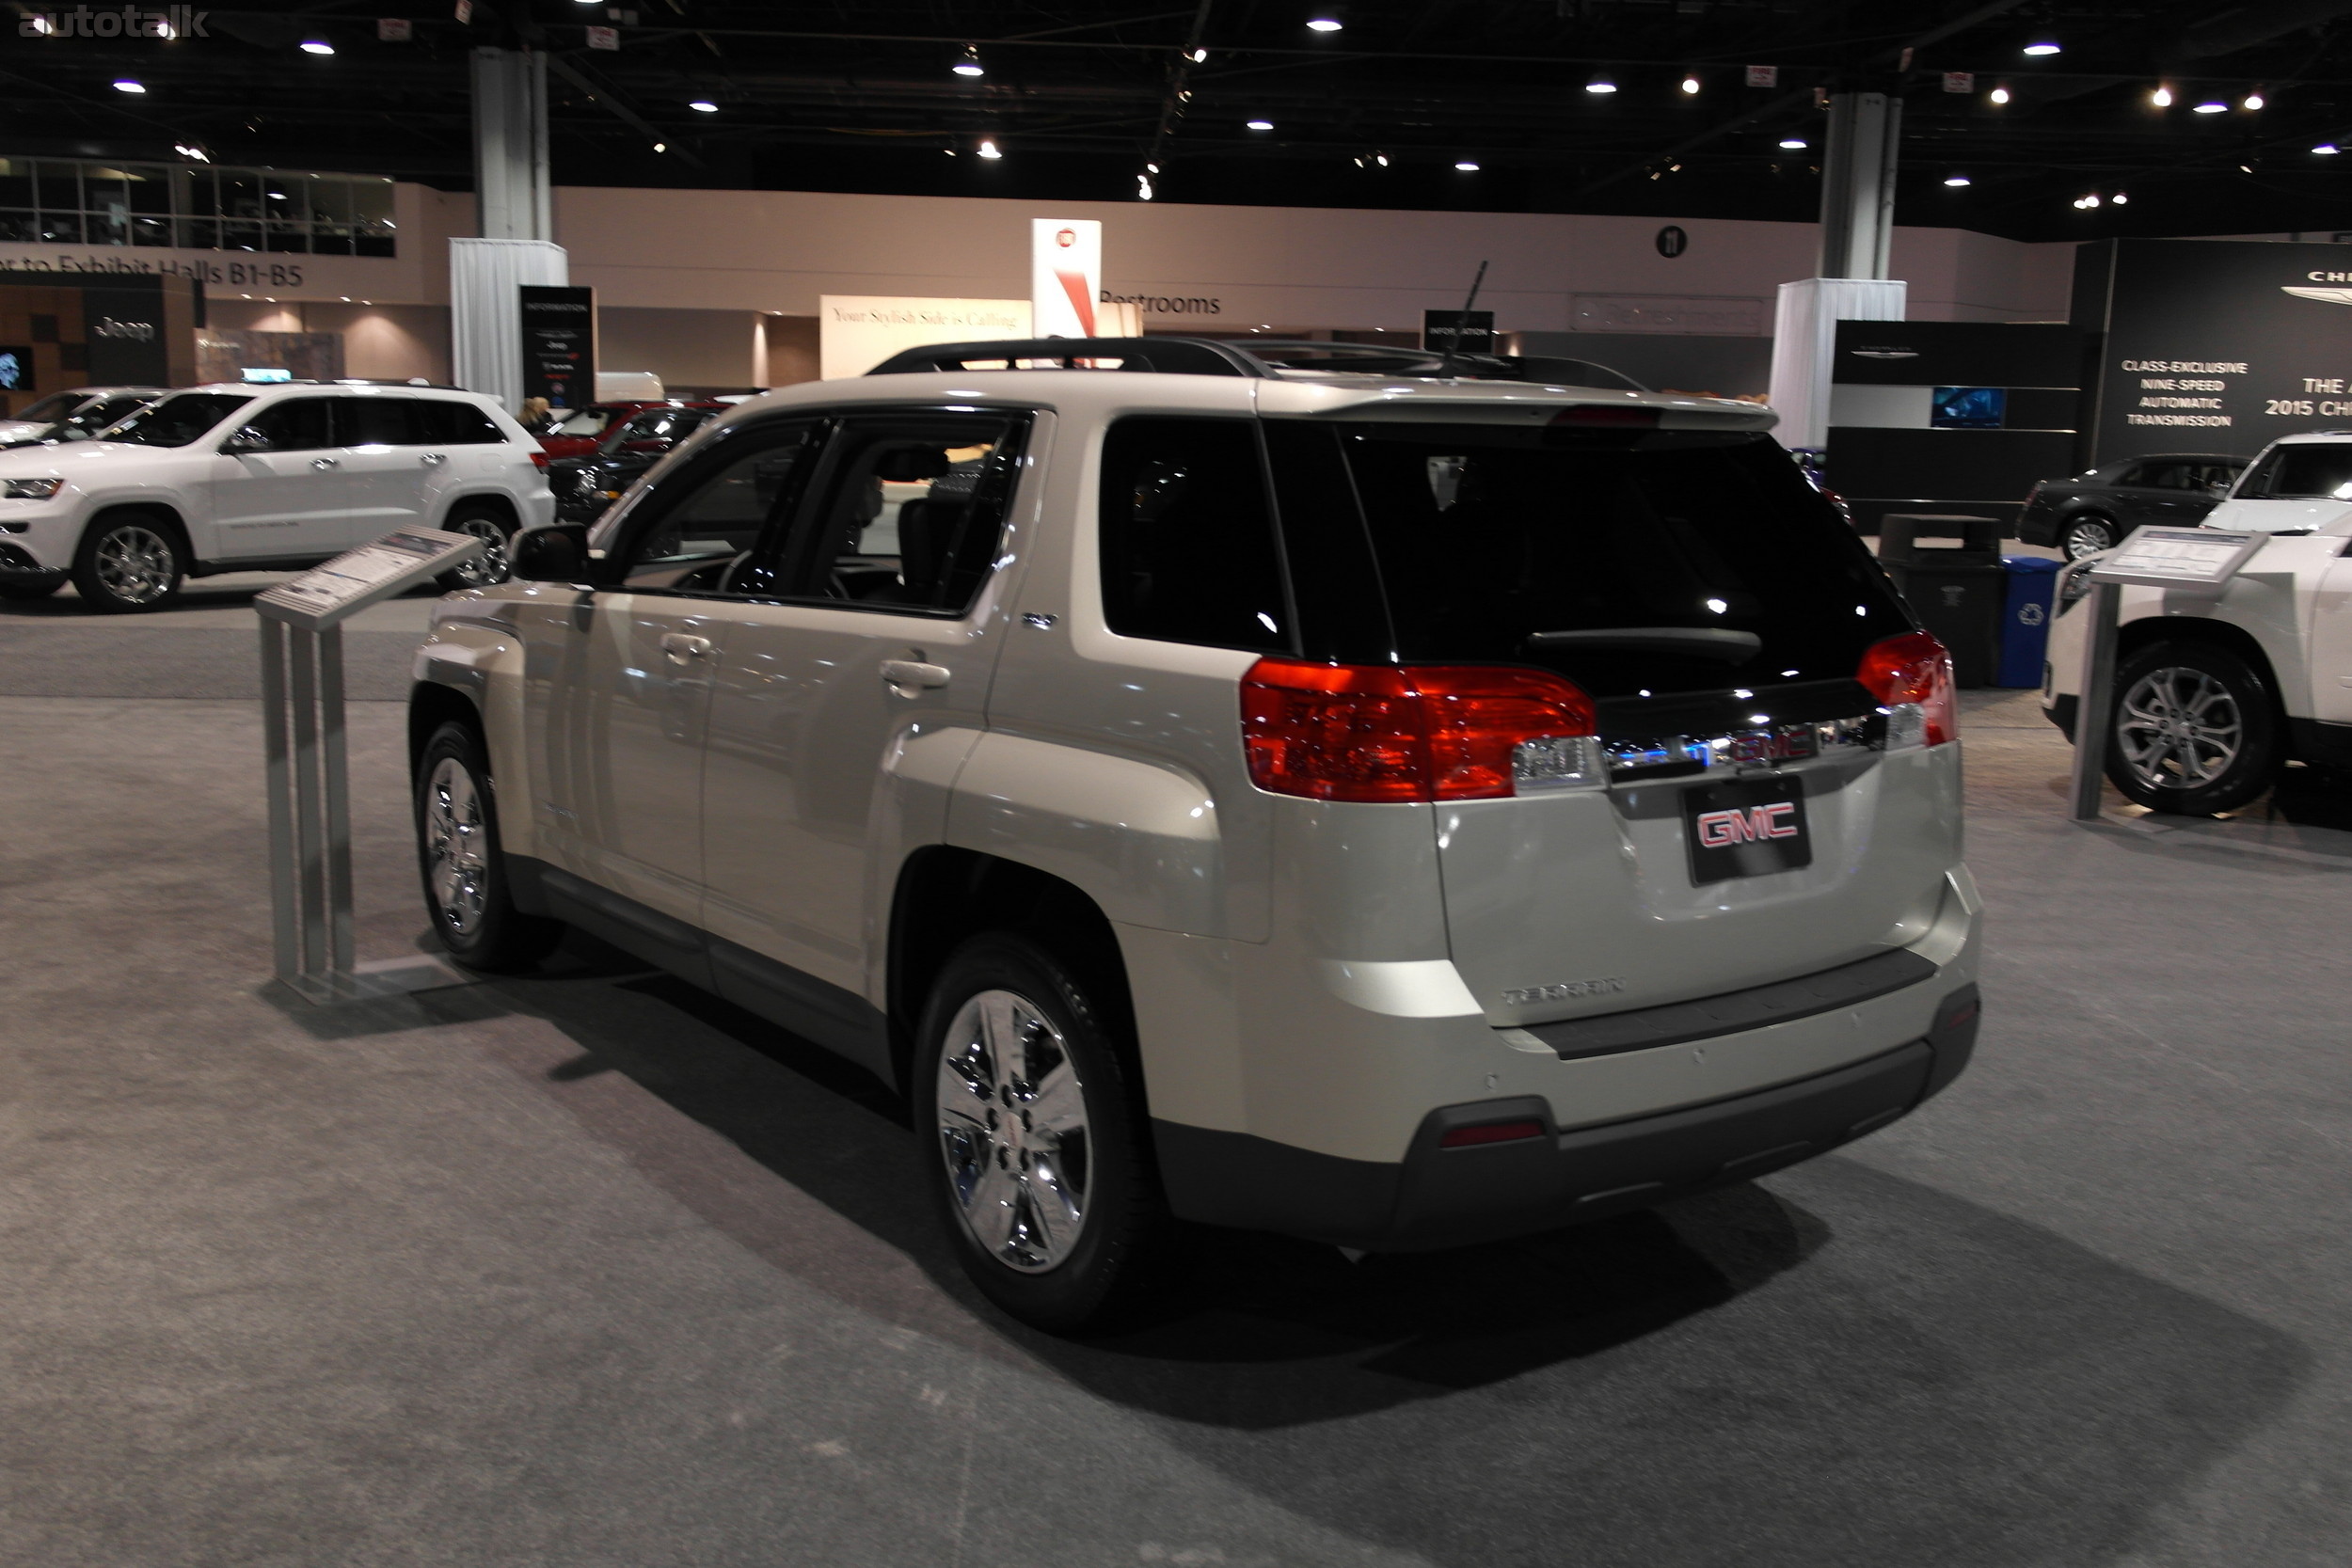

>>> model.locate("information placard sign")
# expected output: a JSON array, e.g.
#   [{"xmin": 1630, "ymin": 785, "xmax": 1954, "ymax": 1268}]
[
  {"xmin": 519, "ymin": 284, "xmax": 596, "ymax": 410},
  {"xmin": 2087, "ymin": 526, "xmax": 2266, "ymax": 594},
  {"xmin": 255, "ymin": 528, "xmax": 484, "ymax": 630}
]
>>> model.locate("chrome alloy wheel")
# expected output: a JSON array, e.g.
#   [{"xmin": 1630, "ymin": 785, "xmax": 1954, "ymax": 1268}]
[
  {"xmin": 2062, "ymin": 519, "xmax": 2117, "ymax": 561},
  {"xmin": 443, "ymin": 515, "xmax": 511, "ymax": 587},
  {"xmin": 422, "ymin": 756, "xmax": 490, "ymax": 939},
  {"xmin": 93, "ymin": 524, "xmax": 176, "ymax": 604},
  {"xmin": 2117, "ymin": 665, "xmax": 2243, "ymax": 791},
  {"xmin": 935, "ymin": 990, "xmax": 1092, "ymax": 1273}
]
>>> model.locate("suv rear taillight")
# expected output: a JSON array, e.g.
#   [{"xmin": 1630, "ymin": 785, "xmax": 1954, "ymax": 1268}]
[
  {"xmin": 1856, "ymin": 632, "xmax": 1956, "ymax": 749},
  {"xmin": 1240, "ymin": 659, "xmax": 1598, "ymax": 802},
  {"xmin": 529, "ymin": 447, "xmax": 552, "ymax": 470}
]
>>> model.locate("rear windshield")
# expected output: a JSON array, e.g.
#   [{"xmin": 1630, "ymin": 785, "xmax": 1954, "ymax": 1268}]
[
  {"xmin": 2239, "ymin": 444, "xmax": 2352, "ymax": 501},
  {"xmin": 104, "ymin": 392, "xmax": 254, "ymax": 448},
  {"xmin": 1292, "ymin": 423, "xmax": 1912, "ymax": 698}
]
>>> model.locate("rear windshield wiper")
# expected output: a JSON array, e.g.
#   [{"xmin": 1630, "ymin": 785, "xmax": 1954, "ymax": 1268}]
[{"xmin": 1524, "ymin": 627, "xmax": 1763, "ymax": 662}]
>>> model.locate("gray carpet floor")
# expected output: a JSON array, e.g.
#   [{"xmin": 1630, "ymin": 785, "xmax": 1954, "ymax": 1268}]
[{"xmin": 2, "ymin": 674, "xmax": 2348, "ymax": 1567}]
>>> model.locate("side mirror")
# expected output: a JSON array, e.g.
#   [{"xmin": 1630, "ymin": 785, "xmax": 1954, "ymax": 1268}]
[
  {"xmin": 510, "ymin": 522, "xmax": 594, "ymax": 583},
  {"xmin": 220, "ymin": 427, "xmax": 270, "ymax": 454}
]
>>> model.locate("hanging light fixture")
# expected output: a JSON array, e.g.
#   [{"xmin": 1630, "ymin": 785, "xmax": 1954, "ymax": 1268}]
[
  {"xmin": 2022, "ymin": 40, "xmax": 2060, "ymax": 55},
  {"xmin": 977, "ymin": 137, "xmax": 1003, "ymax": 158},
  {"xmin": 299, "ymin": 38, "xmax": 334, "ymax": 54},
  {"xmin": 2151, "ymin": 86, "xmax": 2173, "ymax": 107},
  {"xmin": 1585, "ymin": 74, "xmax": 1617, "ymax": 94},
  {"xmin": 953, "ymin": 46, "xmax": 984, "ymax": 77},
  {"xmin": 1779, "ymin": 137, "xmax": 1808, "ymax": 149},
  {"xmin": 1681, "ymin": 74, "xmax": 1701, "ymax": 94},
  {"xmin": 2192, "ymin": 100, "xmax": 2228, "ymax": 114},
  {"xmin": 1988, "ymin": 86, "xmax": 2010, "ymax": 103},
  {"xmin": 1454, "ymin": 159, "xmax": 1480, "ymax": 171},
  {"xmin": 2243, "ymin": 90, "xmax": 2265, "ymax": 110},
  {"xmin": 1945, "ymin": 173, "xmax": 1972, "ymax": 187},
  {"xmin": 1306, "ymin": 15, "xmax": 1343, "ymax": 32}
]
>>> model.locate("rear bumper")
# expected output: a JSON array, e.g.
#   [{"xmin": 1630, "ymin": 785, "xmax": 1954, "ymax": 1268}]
[{"xmin": 1155, "ymin": 983, "xmax": 1980, "ymax": 1251}]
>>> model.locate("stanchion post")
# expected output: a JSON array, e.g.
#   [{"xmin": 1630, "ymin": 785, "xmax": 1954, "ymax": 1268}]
[
  {"xmin": 319, "ymin": 624, "xmax": 355, "ymax": 979},
  {"xmin": 261, "ymin": 616, "xmax": 299, "ymax": 988},
  {"xmin": 2068, "ymin": 579, "xmax": 2122, "ymax": 821}
]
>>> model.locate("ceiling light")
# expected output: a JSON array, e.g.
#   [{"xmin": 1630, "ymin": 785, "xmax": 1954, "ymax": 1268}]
[
  {"xmin": 1188, "ymin": 47, "xmax": 1207, "ymax": 62},
  {"xmin": 1779, "ymin": 137, "xmax": 1808, "ymax": 149},
  {"xmin": 268, "ymin": 191, "xmax": 285, "ymax": 200},
  {"xmin": 2315, "ymin": 143, "xmax": 2342, "ymax": 154},
  {"xmin": 653, "ymin": 141, "xmax": 667, "ymax": 151},
  {"xmin": 1247, "ymin": 119, "xmax": 1274, "ymax": 130},
  {"xmin": 113, "ymin": 79, "xmax": 146, "ymax": 93},
  {"xmin": 2151, "ymin": 86, "xmax": 2173, "ymax": 107},
  {"xmin": 1306, "ymin": 16, "xmax": 1343, "ymax": 32},
  {"xmin": 2022, "ymin": 40, "xmax": 2060, "ymax": 55},
  {"xmin": 299, "ymin": 39, "xmax": 333, "ymax": 54},
  {"xmin": 1375, "ymin": 150, "xmax": 1389, "ymax": 166},
  {"xmin": 2193, "ymin": 100, "xmax": 2227, "ymax": 114},
  {"xmin": 1988, "ymin": 86, "xmax": 2010, "ymax": 103},
  {"xmin": 2111, "ymin": 191, "xmax": 2128, "ymax": 204},
  {"xmin": 1945, "ymin": 173, "xmax": 1971, "ymax": 186},
  {"xmin": 953, "ymin": 46, "xmax": 983, "ymax": 76},
  {"xmin": 2243, "ymin": 91, "xmax": 2264, "ymax": 110},
  {"xmin": 977, "ymin": 138, "xmax": 1002, "ymax": 158},
  {"xmin": 1454, "ymin": 160, "xmax": 1480, "ymax": 171},
  {"xmin": 1137, "ymin": 173, "xmax": 1154, "ymax": 199},
  {"xmin": 1681, "ymin": 75, "xmax": 1701, "ymax": 94},
  {"xmin": 173, "ymin": 143, "xmax": 208, "ymax": 161},
  {"xmin": 689, "ymin": 100, "xmax": 718, "ymax": 112},
  {"xmin": 1585, "ymin": 75, "xmax": 1617, "ymax": 94}
]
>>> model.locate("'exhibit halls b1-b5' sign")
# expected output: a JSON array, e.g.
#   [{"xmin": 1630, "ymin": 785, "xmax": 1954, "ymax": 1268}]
[
  {"xmin": 519, "ymin": 284, "xmax": 596, "ymax": 409},
  {"xmin": 2075, "ymin": 238, "xmax": 2352, "ymax": 466}
]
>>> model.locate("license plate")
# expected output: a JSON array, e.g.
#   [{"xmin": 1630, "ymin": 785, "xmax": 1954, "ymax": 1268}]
[{"xmin": 1683, "ymin": 775, "xmax": 1810, "ymax": 886}]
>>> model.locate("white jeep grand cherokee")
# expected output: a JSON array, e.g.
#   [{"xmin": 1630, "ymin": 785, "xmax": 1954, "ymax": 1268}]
[
  {"xmin": 0, "ymin": 382, "xmax": 552, "ymax": 612},
  {"xmin": 2043, "ymin": 431, "xmax": 2352, "ymax": 814},
  {"xmin": 408, "ymin": 337, "xmax": 1982, "ymax": 1330}
]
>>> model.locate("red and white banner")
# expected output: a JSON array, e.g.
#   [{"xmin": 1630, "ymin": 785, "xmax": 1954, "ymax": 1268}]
[{"xmin": 1031, "ymin": 219, "xmax": 1102, "ymax": 339}]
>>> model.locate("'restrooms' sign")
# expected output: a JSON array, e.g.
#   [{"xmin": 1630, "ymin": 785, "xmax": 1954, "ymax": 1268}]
[{"xmin": 2080, "ymin": 238, "xmax": 2352, "ymax": 464}]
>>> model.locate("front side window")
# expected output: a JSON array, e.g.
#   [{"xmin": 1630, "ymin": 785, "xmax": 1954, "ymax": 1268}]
[
  {"xmin": 109, "ymin": 392, "xmax": 253, "ymax": 448},
  {"xmin": 233, "ymin": 397, "xmax": 334, "ymax": 452},
  {"xmin": 16, "ymin": 391, "xmax": 82, "ymax": 423},
  {"xmin": 1098, "ymin": 416, "xmax": 1292, "ymax": 653},
  {"xmin": 2240, "ymin": 445, "xmax": 2352, "ymax": 501},
  {"xmin": 787, "ymin": 411, "xmax": 1030, "ymax": 614},
  {"xmin": 608, "ymin": 420, "xmax": 819, "ymax": 594}
]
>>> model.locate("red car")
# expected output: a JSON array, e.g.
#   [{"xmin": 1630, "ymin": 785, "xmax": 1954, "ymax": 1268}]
[{"xmin": 526, "ymin": 400, "xmax": 726, "ymax": 461}]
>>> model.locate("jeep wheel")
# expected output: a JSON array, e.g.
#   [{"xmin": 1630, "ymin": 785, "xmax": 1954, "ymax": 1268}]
[
  {"xmin": 2106, "ymin": 641, "xmax": 2279, "ymax": 815},
  {"xmin": 918, "ymin": 933, "xmax": 1165, "ymax": 1332},
  {"xmin": 72, "ymin": 515, "xmax": 184, "ymax": 613},
  {"xmin": 435, "ymin": 507, "xmax": 516, "ymax": 591},
  {"xmin": 414, "ymin": 720, "xmax": 564, "ymax": 971},
  {"xmin": 2060, "ymin": 515, "xmax": 2118, "ymax": 561}
]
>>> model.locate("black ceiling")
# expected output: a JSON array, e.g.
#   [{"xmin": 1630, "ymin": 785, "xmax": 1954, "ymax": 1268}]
[{"xmin": 7, "ymin": 0, "xmax": 2351, "ymax": 243}]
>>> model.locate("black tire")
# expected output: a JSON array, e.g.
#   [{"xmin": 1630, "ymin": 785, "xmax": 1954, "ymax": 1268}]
[
  {"xmin": 2105, "ymin": 641, "xmax": 2280, "ymax": 815},
  {"xmin": 0, "ymin": 574, "xmax": 65, "ymax": 601},
  {"xmin": 434, "ymin": 504, "xmax": 516, "ymax": 591},
  {"xmin": 70, "ymin": 513, "xmax": 184, "ymax": 613},
  {"xmin": 916, "ymin": 932, "xmax": 1168, "ymax": 1333},
  {"xmin": 413, "ymin": 719, "xmax": 564, "ymax": 971},
  {"xmin": 2060, "ymin": 514, "xmax": 2120, "ymax": 562}
]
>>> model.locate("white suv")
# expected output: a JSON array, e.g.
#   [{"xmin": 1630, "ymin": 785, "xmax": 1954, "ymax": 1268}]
[
  {"xmin": 408, "ymin": 337, "xmax": 1982, "ymax": 1330},
  {"xmin": 0, "ymin": 382, "xmax": 553, "ymax": 611},
  {"xmin": 2042, "ymin": 431, "xmax": 2352, "ymax": 812}
]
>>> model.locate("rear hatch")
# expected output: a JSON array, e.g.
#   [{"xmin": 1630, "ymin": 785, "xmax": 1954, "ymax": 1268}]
[{"xmin": 1260, "ymin": 395, "xmax": 1957, "ymax": 1028}]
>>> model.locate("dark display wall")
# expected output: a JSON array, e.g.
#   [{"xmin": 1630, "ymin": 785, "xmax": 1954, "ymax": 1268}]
[
  {"xmin": 2074, "ymin": 238, "xmax": 2352, "ymax": 467},
  {"xmin": 1822, "ymin": 319, "xmax": 2085, "ymax": 535},
  {"xmin": 0, "ymin": 271, "xmax": 203, "ymax": 409}
]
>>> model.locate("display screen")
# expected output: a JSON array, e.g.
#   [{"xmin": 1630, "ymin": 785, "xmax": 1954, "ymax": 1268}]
[
  {"xmin": 241, "ymin": 368, "xmax": 294, "ymax": 383},
  {"xmin": 1931, "ymin": 387, "xmax": 2007, "ymax": 428},
  {"xmin": 0, "ymin": 346, "xmax": 31, "ymax": 392}
]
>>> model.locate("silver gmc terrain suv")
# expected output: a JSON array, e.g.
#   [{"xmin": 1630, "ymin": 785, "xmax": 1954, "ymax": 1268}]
[{"xmin": 408, "ymin": 335, "xmax": 1981, "ymax": 1330}]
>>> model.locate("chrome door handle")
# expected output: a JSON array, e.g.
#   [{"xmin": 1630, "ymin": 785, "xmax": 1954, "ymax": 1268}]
[
  {"xmin": 310, "ymin": 456, "xmax": 339, "ymax": 469},
  {"xmin": 881, "ymin": 658, "xmax": 951, "ymax": 691},
  {"xmin": 660, "ymin": 633, "xmax": 714, "ymax": 662},
  {"xmin": 421, "ymin": 452, "xmax": 448, "ymax": 467}
]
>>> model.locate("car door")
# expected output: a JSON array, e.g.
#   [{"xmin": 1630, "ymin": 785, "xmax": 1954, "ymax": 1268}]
[
  {"xmin": 328, "ymin": 392, "xmax": 428, "ymax": 545},
  {"xmin": 208, "ymin": 395, "xmax": 355, "ymax": 560},
  {"xmin": 692, "ymin": 407, "xmax": 1037, "ymax": 1014},
  {"xmin": 518, "ymin": 415, "xmax": 825, "ymax": 941},
  {"xmin": 411, "ymin": 395, "xmax": 515, "ymax": 523}
]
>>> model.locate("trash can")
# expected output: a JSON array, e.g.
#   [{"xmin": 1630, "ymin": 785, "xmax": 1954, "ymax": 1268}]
[
  {"xmin": 1998, "ymin": 556, "xmax": 2063, "ymax": 689},
  {"xmin": 1878, "ymin": 514, "xmax": 2006, "ymax": 689}
]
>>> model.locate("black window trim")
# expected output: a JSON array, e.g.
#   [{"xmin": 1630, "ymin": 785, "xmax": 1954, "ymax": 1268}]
[{"xmin": 596, "ymin": 411, "xmax": 831, "ymax": 602}]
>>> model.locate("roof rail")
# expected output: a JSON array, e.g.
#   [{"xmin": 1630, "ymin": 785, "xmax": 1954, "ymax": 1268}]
[{"xmin": 866, "ymin": 337, "xmax": 1261, "ymax": 377}]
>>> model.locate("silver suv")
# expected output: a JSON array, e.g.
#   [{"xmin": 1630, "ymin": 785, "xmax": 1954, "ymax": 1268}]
[{"xmin": 409, "ymin": 336, "xmax": 1981, "ymax": 1330}]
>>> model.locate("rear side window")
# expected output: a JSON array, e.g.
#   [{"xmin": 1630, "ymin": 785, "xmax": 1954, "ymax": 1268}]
[
  {"xmin": 335, "ymin": 397, "xmax": 416, "ymax": 447},
  {"xmin": 415, "ymin": 399, "xmax": 505, "ymax": 444},
  {"xmin": 1296, "ymin": 423, "xmax": 1911, "ymax": 697},
  {"xmin": 1098, "ymin": 416, "xmax": 1293, "ymax": 653}
]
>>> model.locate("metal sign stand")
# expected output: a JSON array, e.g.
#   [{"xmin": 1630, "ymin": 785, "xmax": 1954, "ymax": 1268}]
[
  {"xmin": 2067, "ymin": 526, "xmax": 2266, "ymax": 824},
  {"xmin": 255, "ymin": 528, "xmax": 485, "ymax": 1005}
]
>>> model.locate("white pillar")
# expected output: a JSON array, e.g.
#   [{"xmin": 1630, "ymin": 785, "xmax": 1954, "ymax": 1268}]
[
  {"xmin": 1818, "ymin": 92, "xmax": 1901, "ymax": 281},
  {"xmin": 471, "ymin": 48, "xmax": 550, "ymax": 243},
  {"xmin": 449, "ymin": 237, "xmax": 567, "ymax": 410},
  {"xmin": 1766, "ymin": 277, "xmax": 1906, "ymax": 452}
]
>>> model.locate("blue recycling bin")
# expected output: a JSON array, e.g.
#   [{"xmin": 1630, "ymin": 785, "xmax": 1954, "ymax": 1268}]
[{"xmin": 1998, "ymin": 556, "xmax": 2063, "ymax": 689}]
